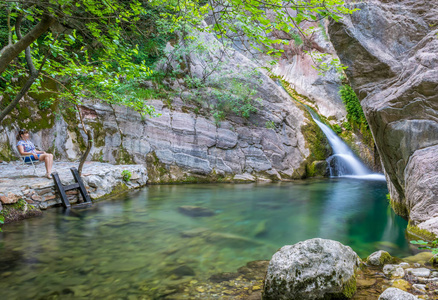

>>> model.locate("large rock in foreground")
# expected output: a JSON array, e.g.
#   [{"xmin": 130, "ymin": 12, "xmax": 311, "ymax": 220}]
[
  {"xmin": 263, "ymin": 238, "xmax": 360, "ymax": 299},
  {"xmin": 328, "ymin": 0, "xmax": 438, "ymax": 235}
]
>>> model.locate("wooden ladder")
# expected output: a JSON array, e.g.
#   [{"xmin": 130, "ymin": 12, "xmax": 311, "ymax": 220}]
[{"xmin": 52, "ymin": 168, "xmax": 92, "ymax": 208}]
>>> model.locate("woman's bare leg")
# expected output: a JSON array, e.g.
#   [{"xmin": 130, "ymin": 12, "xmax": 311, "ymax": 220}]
[
  {"xmin": 38, "ymin": 154, "xmax": 52, "ymax": 176},
  {"xmin": 48, "ymin": 154, "xmax": 53, "ymax": 173}
]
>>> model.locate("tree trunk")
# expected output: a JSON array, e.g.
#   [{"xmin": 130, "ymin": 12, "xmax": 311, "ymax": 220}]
[
  {"xmin": 0, "ymin": 14, "xmax": 55, "ymax": 75},
  {"xmin": 78, "ymin": 130, "xmax": 93, "ymax": 176},
  {"xmin": 0, "ymin": 72, "xmax": 38, "ymax": 122}
]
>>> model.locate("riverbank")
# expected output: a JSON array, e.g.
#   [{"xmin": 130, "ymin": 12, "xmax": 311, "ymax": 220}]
[{"xmin": 0, "ymin": 161, "xmax": 147, "ymax": 222}]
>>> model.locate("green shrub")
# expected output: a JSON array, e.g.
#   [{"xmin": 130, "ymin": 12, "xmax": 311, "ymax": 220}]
[
  {"xmin": 410, "ymin": 239, "xmax": 438, "ymax": 254},
  {"xmin": 339, "ymin": 85, "xmax": 367, "ymax": 126},
  {"xmin": 342, "ymin": 121, "xmax": 352, "ymax": 131},
  {"xmin": 332, "ymin": 124, "xmax": 342, "ymax": 134},
  {"xmin": 121, "ymin": 170, "xmax": 132, "ymax": 182},
  {"xmin": 265, "ymin": 120, "xmax": 276, "ymax": 129}
]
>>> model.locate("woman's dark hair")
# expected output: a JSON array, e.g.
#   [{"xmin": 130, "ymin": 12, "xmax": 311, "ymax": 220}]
[{"xmin": 16, "ymin": 129, "xmax": 29, "ymax": 141}]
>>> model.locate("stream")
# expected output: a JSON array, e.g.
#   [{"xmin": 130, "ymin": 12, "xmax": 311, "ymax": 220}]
[{"xmin": 0, "ymin": 179, "xmax": 409, "ymax": 299}]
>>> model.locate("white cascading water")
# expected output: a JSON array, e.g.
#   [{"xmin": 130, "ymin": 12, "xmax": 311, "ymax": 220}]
[{"xmin": 307, "ymin": 108, "xmax": 386, "ymax": 180}]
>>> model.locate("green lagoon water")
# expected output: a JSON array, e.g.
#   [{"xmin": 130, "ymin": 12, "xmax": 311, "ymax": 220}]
[{"xmin": 0, "ymin": 179, "xmax": 409, "ymax": 299}]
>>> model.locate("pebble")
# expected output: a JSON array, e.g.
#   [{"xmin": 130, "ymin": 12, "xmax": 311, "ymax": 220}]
[
  {"xmin": 383, "ymin": 265, "xmax": 405, "ymax": 278},
  {"xmin": 399, "ymin": 262, "xmax": 410, "ymax": 269},
  {"xmin": 407, "ymin": 268, "xmax": 431, "ymax": 278},
  {"xmin": 417, "ymin": 277, "xmax": 438, "ymax": 283},
  {"xmin": 413, "ymin": 284, "xmax": 427, "ymax": 293},
  {"xmin": 391, "ymin": 279, "xmax": 410, "ymax": 291}
]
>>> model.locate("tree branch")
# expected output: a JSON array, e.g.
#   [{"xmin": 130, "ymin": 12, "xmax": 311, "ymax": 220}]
[
  {"xmin": 0, "ymin": 28, "xmax": 53, "ymax": 124},
  {"xmin": 15, "ymin": 13, "xmax": 37, "ymax": 75},
  {"xmin": 7, "ymin": 4, "xmax": 12, "ymax": 46},
  {"xmin": 0, "ymin": 13, "xmax": 55, "ymax": 75}
]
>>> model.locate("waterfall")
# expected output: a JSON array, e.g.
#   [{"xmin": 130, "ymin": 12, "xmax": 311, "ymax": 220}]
[{"xmin": 307, "ymin": 108, "xmax": 385, "ymax": 180}]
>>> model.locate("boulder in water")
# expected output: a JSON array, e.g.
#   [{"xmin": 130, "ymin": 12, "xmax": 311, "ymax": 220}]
[{"xmin": 263, "ymin": 238, "xmax": 360, "ymax": 299}]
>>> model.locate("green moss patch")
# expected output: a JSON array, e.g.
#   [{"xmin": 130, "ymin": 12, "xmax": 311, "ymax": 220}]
[
  {"xmin": 342, "ymin": 274, "xmax": 357, "ymax": 298},
  {"xmin": 387, "ymin": 194, "xmax": 409, "ymax": 218},
  {"xmin": 406, "ymin": 221, "xmax": 437, "ymax": 242},
  {"xmin": 93, "ymin": 182, "xmax": 129, "ymax": 202},
  {"xmin": 0, "ymin": 199, "xmax": 42, "ymax": 224}
]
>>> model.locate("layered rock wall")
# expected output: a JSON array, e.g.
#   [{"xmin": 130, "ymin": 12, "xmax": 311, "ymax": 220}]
[
  {"xmin": 328, "ymin": 0, "xmax": 438, "ymax": 234},
  {"xmin": 0, "ymin": 35, "xmax": 320, "ymax": 183}
]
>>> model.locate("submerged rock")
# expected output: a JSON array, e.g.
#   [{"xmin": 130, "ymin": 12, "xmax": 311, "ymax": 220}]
[
  {"xmin": 209, "ymin": 272, "xmax": 239, "ymax": 283},
  {"xmin": 263, "ymin": 238, "xmax": 360, "ymax": 299},
  {"xmin": 171, "ymin": 265, "xmax": 196, "ymax": 277},
  {"xmin": 379, "ymin": 288, "xmax": 419, "ymax": 300},
  {"xmin": 403, "ymin": 252, "xmax": 434, "ymax": 264},
  {"xmin": 206, "ymin": 232, "xmax": 262, "ymax": 248},
  {"xmin": 178, "ymin": 206, "xmax": 215, "ymax": 217}
]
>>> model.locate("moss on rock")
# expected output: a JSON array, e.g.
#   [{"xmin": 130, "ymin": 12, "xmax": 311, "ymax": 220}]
[
  {"xmin": 0, "ymin": 199, "xmax": 42, "ymax": 223},
  {"xmin": 342, "ymin": 274, "xmax": 357, "ymax": 298},
  {"xmin": 301, "ymin": 119, "xmax": 332, "ymax": 177},
  {"xmin": 93, "ymin": 182, "xmax": 129, "ymax": 201},
  {"xmin": 406, "ymin": 221, "xmax": 437, "ymax": 241},
  {"xmin": 114, "ymin": 147, "xmax": 134, "ymax": 164},
  {"xmin": 387, "ymin": 195, "xmax": 409, "ymax": 218},
  {"xmin": 366, "ymin": 250, "xmax": 394, "ymax": 266}
]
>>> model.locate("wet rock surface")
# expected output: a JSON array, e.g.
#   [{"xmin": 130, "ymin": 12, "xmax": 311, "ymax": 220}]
[{"xmin": 328, "ymin": 0, "xmax": 438, "ymax": 234}]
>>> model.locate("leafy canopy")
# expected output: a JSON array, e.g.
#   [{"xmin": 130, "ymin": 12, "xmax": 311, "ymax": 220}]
[{"xmin": 0, "ymin": 0, "xmax": 357, "ymax": 120}]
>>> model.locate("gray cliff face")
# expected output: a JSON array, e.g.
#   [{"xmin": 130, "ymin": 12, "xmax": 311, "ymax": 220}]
[
  {"xmin": 77, "ymin": 93, "xmax": 310, "ymax": 182},
  {"xmin": 272, "ymin": 21, "xmax": 347, "ymax": 121},
  {"xmin": 328, "ymin": 1, "xmax": 438, "ymax": 233}
]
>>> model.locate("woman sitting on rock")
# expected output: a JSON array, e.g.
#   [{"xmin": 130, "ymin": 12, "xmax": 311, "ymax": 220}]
[{"xmin": 16, "ymin": 129, "xmax": 54, "ymax": 179}]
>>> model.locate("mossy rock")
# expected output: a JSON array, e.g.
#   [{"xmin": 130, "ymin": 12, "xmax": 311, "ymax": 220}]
[
  {"xmin": 0, "ymin": 199, "xmax": 42, "ymax": 224},
  {"xmin": 307, "ymin": 160, "xmax": 329, "ymax": 178},
  {"xmin": 388, "ymin": 196, "xmax": 409, "ymax": 218},
  {"xmin": 428, "ymin": 254, "xmax": 438, "ymax": 267},
  {"xmin": 366, "ymin": 250, "xmax": 395, "ymax": 266},
  {"xmin": 406, "ymin": 222, "xmax": 437, "ymax": 241},
  {"xmin": 301, "ymin": 119, "xmax": 332, "ymax": 163},
  {"xmin": 0, "ymin": 138, "xmax": 15, "ymax": 162}
]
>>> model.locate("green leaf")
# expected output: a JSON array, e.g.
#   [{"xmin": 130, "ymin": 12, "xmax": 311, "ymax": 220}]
[{"xmin": 410, "ymin": 240, "xmax": 428, "ymax": 245}]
